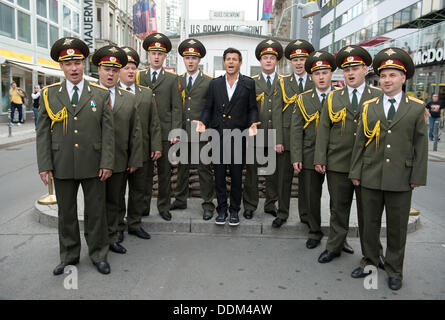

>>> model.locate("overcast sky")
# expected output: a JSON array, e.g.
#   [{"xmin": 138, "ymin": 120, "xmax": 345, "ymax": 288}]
[{"xmin": 188, "ymin": 0, "xmax": 265, "ymax": 21}]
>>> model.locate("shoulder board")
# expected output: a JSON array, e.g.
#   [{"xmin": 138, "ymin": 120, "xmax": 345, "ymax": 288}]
[
  {"xmin": 43, "ymin": 82, "xmax": 61, "ymax": 90},
  {"xmin": 89, "ymin": 82, "xmax": 108, "ymax": 90},
  {"xmin": 301, "ymin": 89, "xmax": 313, "ymax": 95},
  {"xmin": 180, "ymin": 72, "xmax": 186, "ymax": 77},
  {"xmin": 363, "ymin": 97, "xmax": 378, "ymax": 105},
  {"xmin": 203, "ymin": 72, "xmax": 213, "ymax": 79},
  {"xmin": 408, "ymin": 96, "xmax": 424, "ymax": 104},
  {"xmin": 118, "ymin": 87, "xmax": 134, "ymax": 95},
  {"xmin": 136, "ymin": 84, "xmax": 150, "ymax": 91},
  {"xmin": 370, "ymin": 85, "xmax": 382, "ymax": 91},
  {"xmin": 252, "ymin": 74, "xmax": 260, "ymax": 79},
  {"xmin": 279, "ymin": 74, "xmax": 291, "ymax": 78},
  {"xmin": 164, "ymin": 69, "xmax": 177, "ymax": 75},
  {"xmin": 333, "ymin": 86, "xmax": 343, "ymax": 91}
]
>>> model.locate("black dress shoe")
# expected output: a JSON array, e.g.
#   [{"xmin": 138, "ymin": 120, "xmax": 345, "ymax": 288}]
[
  {"xmin": 117, "ymin": 231, "xmax": 124, "ymax": 243},
  {"xmin": 203, "ymin": 210, "xmax": 214, "ymax": 221},
  {"xmin": 342, "ymin": 242, "xmax": 354, "ymax": 254},
  {"xmin": 93, "ymin": 261, "xmax": 110, "ymax": 275},
  {"xmin": 243, "ymin": 209, "xmax": 254, "ymax": 219},
  {"xmin": 351, "ymin": 267, "xmax": 371, "ymax": 278},
  {"xmin": 229, "ymin": 211, "xmax": 240, "ymax": 226},
  {"xmin": 306, "ymin": 238, "xmax": 320, "ymax": 249},
  {"xmin": 265, "ymin": 210, "xmax": 277, "ymax": 217},
  {"xmin": 141, "ymin": 211, "xmax": 150, "ymax": 217},
  {"xmin": 53, "ymin": 260, "xmax": 79, "ymax": 276},
  {"xmin": 272, "ymin": 217, "xmax": 287, "ymax": 228},
  {"xmin": 318, "ymin": 250, "xmax": 340, "ymax": 263},
  {"xmin": 129, "ymin": 227, "xmax": 151, "ymax": 239},
  {"xmin": 388, "ymin": 277, "xmax": 402, "ymax": 290},
  {"xmin": 109, "ymin": 242, "xmax": 127, "ymax": 254},
  {"xmin": 170, "ymin": 203, "xmax": 186, "ymax": 211},
  {"xmin": 159, "ymin": 211, "xmax": 172, "ymax": 221},
  {"xmin": 215, "ymin": 211, "xmax": 227, "ymax": 225}
]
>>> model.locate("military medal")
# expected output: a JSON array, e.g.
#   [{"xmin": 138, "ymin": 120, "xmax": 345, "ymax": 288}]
[{"xmin": 91, "ymin": 100, "xmax": 97, "ymax": 112}]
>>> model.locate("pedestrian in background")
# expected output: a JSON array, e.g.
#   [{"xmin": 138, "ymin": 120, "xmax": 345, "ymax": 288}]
[
  {"xmin": 425, "ymin": 93, "xmax": 444, "ymax": 141},
  {"xmin": 31, "ymin": 85, "xmax": 41, "ymax": 128},
  {"xmin": 9, "ymin": 81, "xmax": 25, "ymax": 125}
]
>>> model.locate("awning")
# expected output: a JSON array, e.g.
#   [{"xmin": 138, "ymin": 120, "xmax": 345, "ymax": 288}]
[
  {"xmin": 358, "ymin": 36, "xmax": 391, "ymax": 47},
  {"xmin": 396, "ymin": 9, "xmax": 445, "ymax": 29}
]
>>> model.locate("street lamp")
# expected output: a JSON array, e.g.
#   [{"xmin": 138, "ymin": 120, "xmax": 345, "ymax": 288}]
[{"xmin": 275, "ymin": 1, "xmax": 320, "ymax": 37}]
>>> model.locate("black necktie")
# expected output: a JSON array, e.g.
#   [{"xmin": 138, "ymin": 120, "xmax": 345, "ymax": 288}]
[
  {"xmin": 71, "ymin": 85, "xmax": 79, "ymax": 106},
  {"xmin": 321, "ymin": 93, "xmax": 326, "ymax": 106},
  {"xmin": 298, "ymin": 78, "xmax": 304, "ymax": 93},
  {"xmin": 387, "ymin": 98, "xmax": 396, "ymax": 121},
  {"xmin": 266, "ymin": 75, "xmax": 272, "ymax": 89},
  {"xmin": 126, "ymin": 87, "xmax": 131, "ymax": 92},
  {"xmin": 152, "ymin": 71, "xmax": 157, "ymax": 83},
  {"xmin": 352, "ymin": 88, "xmax": 358, "ymax": 111},
  {"xmin": 187, "ymin": 76, "xmax": 193, "ymax": 92}
]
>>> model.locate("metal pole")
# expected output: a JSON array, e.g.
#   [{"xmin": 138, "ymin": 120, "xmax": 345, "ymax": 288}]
[
  {"xmin": 257, "ymin": 0, "xmax": 260, "ymax": 21},
  {"xmin": 124, "ymin": 0, "xmax": 129, "ymax": 46},
  {"xmin": 433, "ymin": 120, "xmax": 439, "ymax": 151},
  {"xmin": 331, "ymin": 0, "xmax": 337, "ymax": 52}
]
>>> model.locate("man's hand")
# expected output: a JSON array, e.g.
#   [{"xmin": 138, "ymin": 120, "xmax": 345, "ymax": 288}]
[
  {"xmin": 410, "ymin": 184, "xmax": 421, "ymax": 189},
  {"xmin": 151, "ymin": 151, "xmax": 162, "ymax": 161},
  {"xmin": 39, "ymin": 170, "xmax": 53, "ymax": 186},
  {"xmin": 248, "ymin": 122, "xmax": 262, "ymax": 136},
  {"xmin": 193, "ymin": 120, "xmax": 206, "ymax": 133},
  {"xmin": 351, "ymin": 179, "xmax": 360, "ymax": 186},
  {"xmin": 275, "ymin": 144, "xmax": 284, "ymax": 154},
  {"xmin": 315, "ymin": 164, "xmax": 326, "ymax": 174},
  {"xmin": 99, "ymin": 168, "xmax": 112, "ymax": 181},
  {"xmin": 127, "ymin": 167, "xmax": 138, "ymax": 174},
  {"xmin": 293, "ymin": 162, "xmax": 302, "ymax": 173}
]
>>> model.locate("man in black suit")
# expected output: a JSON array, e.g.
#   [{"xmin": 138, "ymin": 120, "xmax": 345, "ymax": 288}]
[{"xmin": 195, "ymin": 48, "xmax": 259, "ymax": 226}]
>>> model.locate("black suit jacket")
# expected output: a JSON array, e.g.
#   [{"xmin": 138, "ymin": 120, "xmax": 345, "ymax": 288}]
[{"xmin": 201, "ymin": 73, "xmax": 258, "ymax": 133}]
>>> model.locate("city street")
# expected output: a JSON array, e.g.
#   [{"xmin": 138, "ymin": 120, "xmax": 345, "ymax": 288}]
[{"xmin": 0, "ymin": 141, "xmax": 444, "ymax": 300}]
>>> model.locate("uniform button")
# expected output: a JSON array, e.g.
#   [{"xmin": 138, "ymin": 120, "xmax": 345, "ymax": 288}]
[
  {"xmin": 387, "ymin": 144, "xmax": 391, "ymax": 148},
  {"xmin": 228, "ymin": 115, "xmax": 231, "ymax": 119},
  {"xmin": 223, "ymin": 114, "xmax": 226, "ymax": 117},
  {"xmin": 74, "ymin": 117, "xmax": 78, "ymax": 120},
  {"xmin": 153, "ymin": 93, "xmax": 155, "ymax": 97},
  {"xmin": 269, "ymin": 120, "xmax": 272, "ymax": 123},
  {"xmin": 187, "ymin": 119, "xmax": 190, "ymax": 121},
  {"xmin": 269, "ymin": 99, "xmax": 272, "ymax": 102},
  {"xmin": 75, "ymin": 144, "xmax": 79, "ymax": 148},
  {"xmin": 388, "ymin": 130, "xmax": 392, "ymax": 134},
  {"xmin": 386, "ymin": 159, "xmax": 390, "ymax": 163},
  {"xmin": 188, "ymin": 97, "xmax": 191, "ymax": 100},
  {"xmin": 354, "ymin": 133, "xmax": 357, "ymax": 136},
  {"xmin": 74, "ymin": 130, "xmax": 78, "ymax": 134},
  {"xmin": 354, "ymin": 119, "xmax": 357, "ymax": 123},
  {"xmin": 269, "ymin": 109, "xmax": 272, "ymax": 112},
  {"xmin": 187, "ymin": 108, "xmax": 190, "ymax": 111}
]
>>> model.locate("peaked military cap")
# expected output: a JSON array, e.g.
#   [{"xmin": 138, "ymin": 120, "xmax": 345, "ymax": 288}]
[
  {"xmin": 92, "ymin": 45, "xmax": 128, "ymax": 68},
  {"xmin": 305, "ymin": 50, "xmax": 337, "ymax": 74},
  {"xmin": 335, "ymin": 45, "xmax": 372, "ymax": 69},
  {"xmin": 372, "ymin": 47, "xmax": 415, "ymax": 79},
  {"xmin": 50, "ymin": 37, "xmax": 90, "ymax": 62},
  {"xmin": 121, "ymin": 46, "xmax": 140, "ymax": 67},
  {"xmin": 284, "ymin": 39, "xmax": 315, "ymax": 60},
  {"xmin": 143, "ymin": 33, "xmax": 172, "ymax": 53},
  {"xmin": 255, "ymin": 39, "xmax": 283, "ymax": 61},
  {"xmin": 178, "ymin": 38, "xmax": 206, "ymax": 58}
]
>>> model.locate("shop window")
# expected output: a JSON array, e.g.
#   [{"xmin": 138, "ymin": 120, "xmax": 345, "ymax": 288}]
[
  {"xmin": 0, "ymin": 2, "xmax": 15, "ymax": 39},
  {"xmin": 37, "ymin": 20, "xmax": 48, "ymax": 48},
  {"xmin": 37, "ymin": 0, "xmax": 47, "ymax": 18},
  {"xmin": 17, "ymin": 0, "xmax": 30, "ymax": 10},
  {"xmin": 50, "ymin": 0, "xmax": 58, "ymax": 23},
  {"xmin": 17, "ymin": 10, "xmax": 31, "ymax": 43}
]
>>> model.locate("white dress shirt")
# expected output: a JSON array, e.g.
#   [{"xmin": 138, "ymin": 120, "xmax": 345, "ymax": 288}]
[
  {"xmin": 101, "ymin": 83, "xmax": 116, "ymax": 108},
  {"xmin": 226, "ymin": 73, "xmax": 239, "ymax": 101},
  {"xmin": 66, "ymin": 79, "xmax": 84, "ymax": 103},
  {"xmin": 150, "ymin": 67, "xmax": 162, "ymax": 81},
  {"xmin": 122, "ymin": 83, "xmax": 135, "ymax": 94},
  {"xmin": 294, "ymin": 72, "xmax": 308, "ymax": 90},
  {"xmin": 262, "ymin": 71, "xmax": 276, "ymax": 85},
  {"xmin": 347, "ymin": 81, "xmax": 366, "ymax": 105},
  {"xmin": 315, "ymin": 87, "xmax": 332, "ymax": 104},
  {"xmin": 383, "ymin": 91, "xmax": 403, "ymax": 118},
  {"xmin": 186, "ymin": 70, "xmax": 200, "ymax": 88}
]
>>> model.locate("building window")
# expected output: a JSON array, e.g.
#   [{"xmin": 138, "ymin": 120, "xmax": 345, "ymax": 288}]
[
  {"xmin": 63, "ymin": 5, "xmax": 71, "ymax": 29},
  {"xmin": 49, "ymin": 0, "xmax": 58, "ymax": 23},
  {"xmin": 37, "ymin": 19, "xmax": 48, "ymax": 48},
  {"xmin": 422, "ymin": 0, "xmax": 432, "ymax": 15},
  {"xmin": 37, "ymin": 0, "xmax": 47, "ymax": 18},
  {"xmin": 393, "ymin": 11, "xmax": 402, "ymax": 28},
  {"xmin": 63, "ymin": 30, "xmax": 71, "ymax": 37},
  {"xmin": 49, "ymin": 24, "xmax": 59, "ymax": 46},
  {"xmin": 401, "ymin": 7, "xmax": 411, "ymax": 25},
  {"xmin": 73, "ymin": 12, "xmax": 80, "ymax": 33},
  {"xmin": 0, "ymin": 2, "xmax": 15, "ymax": 39},
  {"xmin": 17, "ymin": 0, "xmax": 30, "ymax": 10},
  {"xmin": 412, "ymin": 1, "xmax": 422, "ymax": 20},
  {"xmin": 17, "ymin": 10, "xmax": 31, "ymax": 43},
  {"xmin": 384, "ymin": 15, "xmax": 393, "ymax": 33},
  {"xmin": 96, "ymin": 7, "xmax": 102, "ymax": 38}
]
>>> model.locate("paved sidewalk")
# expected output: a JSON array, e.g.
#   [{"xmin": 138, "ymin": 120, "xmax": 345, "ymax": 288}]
[{"xmin": 0, "ymin": 121, "xmax": 36, "ymax": 149}]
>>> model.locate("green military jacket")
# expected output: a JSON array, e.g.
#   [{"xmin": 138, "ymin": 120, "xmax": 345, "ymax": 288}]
[
  {"xmin": 279, "ymin": 73, "xmax": 314, "ymax": 151},
  {"xmin": 178, "ymin": 70, "xmax": 212, "ymax": 139},
  {"xmin": 136, "ymin": 68, "xmax": 182, "ymax": 141},
  {"xmin": 290, "ymin": 87, "xmax": 333, "ymax": 169},
  {"xmin": 349, "ymin": 93, "xmax": 428, "ymax": 192},
  {"xmin": 110, "ymin": 86, "xmax": 142, "ymax": 173},
  {"xmin": 314, "ymin": 84, "xmax": 381, "ymax": 173},
  {"xmin": 36, "ymin": 80, "xmax": 114, "ymax": 179},
  {"xmin": 251, "ymin": 73, "xmax": 283, "ymax": 147}
]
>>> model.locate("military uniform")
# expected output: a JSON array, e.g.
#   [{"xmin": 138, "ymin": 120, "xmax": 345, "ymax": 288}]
[
  {"xmin": 349, "ymin": 47, "xmax": 427, "ymax": 288},
  {"xmin": 118, "ymin": 46, "xmax": 162, "ymax": 237},
  {"xmin": 36, "ymin": 38, "xmax": 114, "ymax": 272},
  {"xmin": 314, "ymin": 45, "xmax": 381, "ymax": 263},
  {"xmin": 92, "ymin": 46, "xmax": 143, "ymax": 251},
  {"xmin": 136, "ymin": 33, "xmax": 182, "ymax": 220},
  {"xmin": 290, "ymin": 50, "xmax": 336, "ymax": 243},
  {"xmin": 172, "ymin": 39, "xmax": 215, "ymax": 216},
  {"xmin": 279, "ymin": 39, "xmax": 315, "ymax": 223},
  {"xmin": 243, "ymin": 39, "xmax": 284, "ymax": 218}
]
